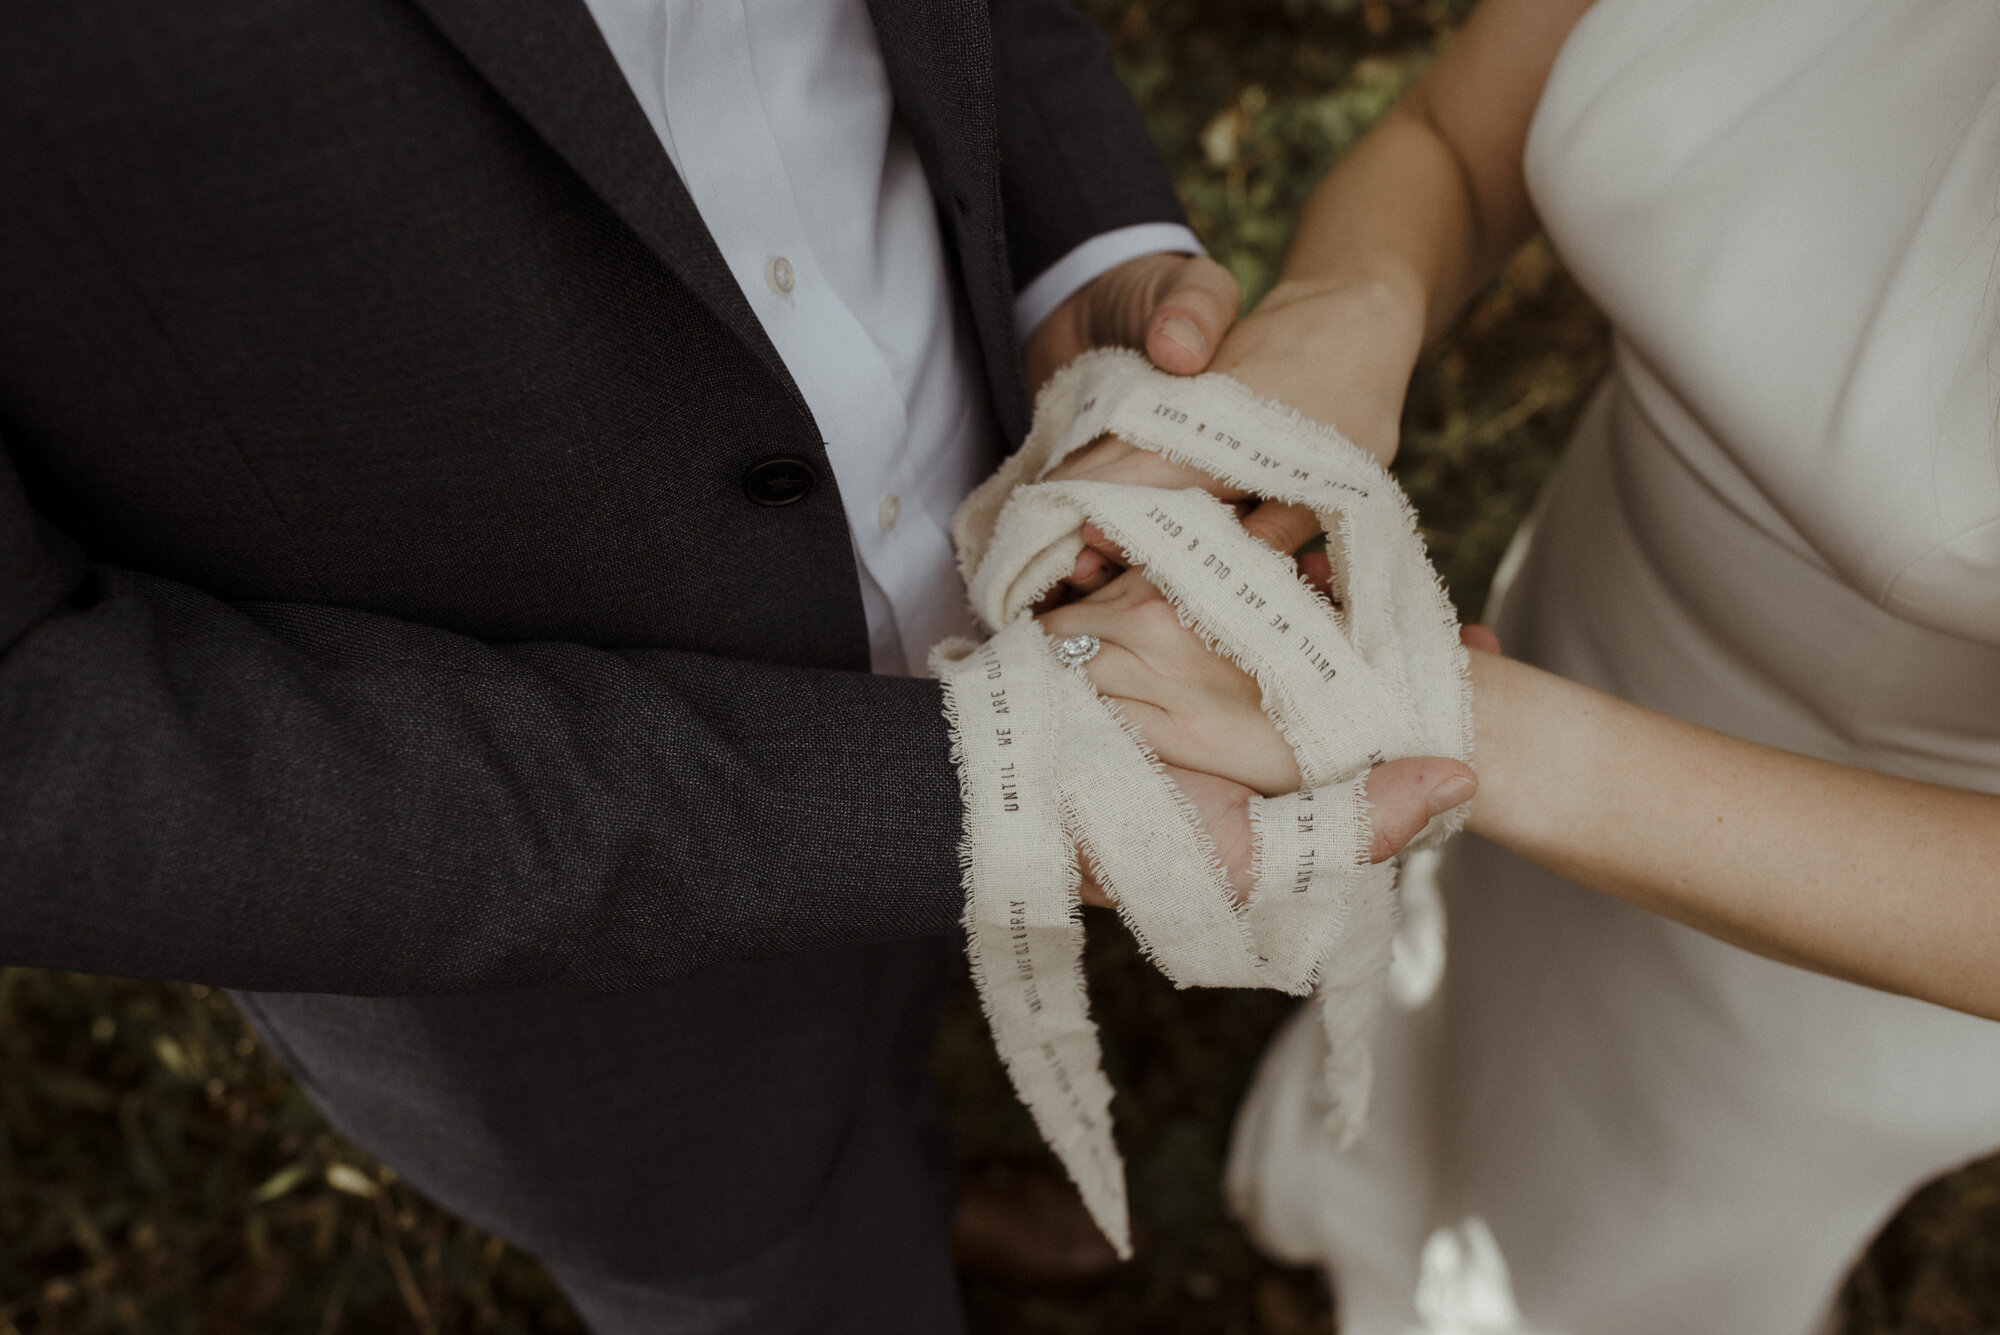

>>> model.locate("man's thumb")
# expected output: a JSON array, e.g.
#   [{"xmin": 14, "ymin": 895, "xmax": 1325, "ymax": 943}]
[
  {"xmin": 1144, "ymin": 255, "xmax": 1241, "ymax": 376},
  {"xmin": 1363, "ymin": 758, "xmax": 1477, "ymax": 863}
]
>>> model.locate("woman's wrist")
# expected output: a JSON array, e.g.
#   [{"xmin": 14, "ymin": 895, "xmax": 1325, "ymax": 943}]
[
  {"xmin": 1209, "ymin": 270, "xmax": 1427, "ymax": 462},
  {"xmin": 1458, "ymin": 648, "xmax": 1596, "ymax": 856}
]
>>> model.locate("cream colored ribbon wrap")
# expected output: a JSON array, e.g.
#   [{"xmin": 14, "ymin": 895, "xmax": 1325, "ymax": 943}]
[{"xmin": 929, "ymin": 350, "xmax": 1472, "ymax": 1256}]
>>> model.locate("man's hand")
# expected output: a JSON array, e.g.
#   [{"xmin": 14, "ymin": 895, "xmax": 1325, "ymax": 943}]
[
  {"xmin": 1077, "ymin": 760, "xmax": 1254, "ymax": 909},
  {"xmin": 1022, "ymin": 251, "xmax": 1242, "ymax": 395},
  {"xmin": 1072, "ymin": 755, "xmax": 1476, "ymax": 910}
]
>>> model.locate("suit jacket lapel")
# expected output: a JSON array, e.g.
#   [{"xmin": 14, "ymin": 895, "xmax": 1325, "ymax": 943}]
[{"xmin": 403, "ymin": 0, "xmax": 809, "ymax": 418}]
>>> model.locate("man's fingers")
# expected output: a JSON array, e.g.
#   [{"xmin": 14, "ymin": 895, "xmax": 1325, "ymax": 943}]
[
  {"xmin": 1361, "ymin": 757, "xmax": 1478, "ymax": 863},
  {"xmin": 1078, "ymin": 854, "xmax": 1116, "ymax": 909},
  {"xmin": 1240, "ymin": 501, "xmax": 1335, "ymax": 596},
  {"xmin": 1064, "ymin": 545, "xmax": 1118, "ymax": 597},
  {"xmin": 1056, "ymin": 525, "xmax": 1129, "ymax": 600},
  {"xmin": 1076, "ymin": 252, "xmax": 1238, "ymax": 374},
  {"xmin": 1142, "ymin": 256, "xmax": 1241, "ymax": 376},
  {"xmin": 1239, "ymin": 499, "xmax": 1321, "ymax": 557},
  {"xmin": 1159, "ymin": 762, "xmax": 1257, "ymax": 905},
  {"xmin": 1460, "ymin": 623, "xmax": 1502, "ymax": 655},
  {"xmin": 1295, "ymin": 550, "xmax": 1334, "ymax": 598},
  {"xmin": 1078, "ymin": 521, "xmax": 1131, "ymax": 568}
]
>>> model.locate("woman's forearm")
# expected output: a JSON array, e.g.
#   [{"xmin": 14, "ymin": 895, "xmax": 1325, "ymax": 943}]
[
  {"xmin": 1465, "ymin": 650, "xmax": 2000, "ymax": 1018},
  {"xmin": 1212, "ymin": 0, "xmax": 1595, "ymax": 459},
  {"xmin": 1207, "ymin": 114, "xmax": 1469, "ymax": 461},
  {"xmin": 1271, "ymin": 103, "xmax": 1515, "ymax": 352}
]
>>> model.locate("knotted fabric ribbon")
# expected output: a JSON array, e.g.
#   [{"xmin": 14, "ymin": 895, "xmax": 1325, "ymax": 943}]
[{"xmin": 930, "ymin": 349, "xmax": 1472, "ymax": 1255}]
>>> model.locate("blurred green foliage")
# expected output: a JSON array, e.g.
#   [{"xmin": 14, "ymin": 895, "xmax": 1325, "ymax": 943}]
[
  {"xmin": 4, "ymin": 2, "xmax": 1997, "ymax": 1333},
  {"xmin": 1097, "ymin": 0, "xmax": 1471, "ymax": 306},
  {"xmin": 0, "ymin": 971, "xmax": 580, "ymax": 1334}
]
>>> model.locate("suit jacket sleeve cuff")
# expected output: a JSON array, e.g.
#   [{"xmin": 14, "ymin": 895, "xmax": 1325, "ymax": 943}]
[{"xmin": 1013, "ymin": 222, "xmax": 1208, "ymax": 344}]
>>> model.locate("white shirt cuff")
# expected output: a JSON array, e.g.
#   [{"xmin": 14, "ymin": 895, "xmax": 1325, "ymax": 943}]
[{"xmin": 1013, "ymin": 222, "xmax": 1207, "ymax": 344}]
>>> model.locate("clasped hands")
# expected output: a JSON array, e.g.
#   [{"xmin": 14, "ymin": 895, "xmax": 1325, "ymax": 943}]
[{"xmin": 1027, "ymin": 252, "xmax": 1481, "ymax": 909}]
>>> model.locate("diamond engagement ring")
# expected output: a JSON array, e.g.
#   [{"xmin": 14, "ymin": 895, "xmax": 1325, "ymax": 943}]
[{"xmin": 1052, "ymin": 632, "xmax": 1101, "ymax": 669}]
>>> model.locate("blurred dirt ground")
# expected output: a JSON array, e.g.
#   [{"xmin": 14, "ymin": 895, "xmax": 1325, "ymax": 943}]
[{"xmin": 5, "ymin": 1, "xmax": 1997, "ymax": 1332}]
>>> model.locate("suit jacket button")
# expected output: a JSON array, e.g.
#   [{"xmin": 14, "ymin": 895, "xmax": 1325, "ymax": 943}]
[{"xmin": 743, "ymin": 456, "xmax": 817, "ymax": 507}]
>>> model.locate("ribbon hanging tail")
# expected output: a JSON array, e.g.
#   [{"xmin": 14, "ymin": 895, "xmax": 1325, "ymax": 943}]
[{"xmin": 932, "ymin": 622, "xmax": 1132, "ymax": 1257}]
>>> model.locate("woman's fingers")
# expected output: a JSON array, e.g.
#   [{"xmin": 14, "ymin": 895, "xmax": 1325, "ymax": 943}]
[
  {"xmin": 1040, "ymin": 569, "xmax": 1226, "ymax": 681},
  {"xmin": 1239, "ymin": 499, "xmax": 1334, "ymax": 599},
  {"xmin": 1039, "ymin": 570, "xmax": 1301, "ymax": 795},
  {"xmin": 1087, "ymin": 661, "xmax": 1297, "ymax": 798}
]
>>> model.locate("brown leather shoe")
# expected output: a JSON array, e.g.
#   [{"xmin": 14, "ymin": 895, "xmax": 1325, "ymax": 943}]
[{"xmin": 950, "ymin": 1161, "xmax": 1126, "ymax": 1285}]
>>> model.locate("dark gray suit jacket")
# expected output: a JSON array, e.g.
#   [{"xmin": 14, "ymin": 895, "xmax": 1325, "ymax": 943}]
[{"xmin": 0, "ymin": 0, "xmax": 1186, "ymax": 995}]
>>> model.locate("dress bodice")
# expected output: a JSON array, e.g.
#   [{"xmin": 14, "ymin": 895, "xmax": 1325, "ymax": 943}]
[
  {"xmin": 1523, "ymin": 0, "xmax": 2000, "ymax": 647},
  {"xmin": 1228, "ymin": 12, "xmax": 2000, "ymax": 1334}
]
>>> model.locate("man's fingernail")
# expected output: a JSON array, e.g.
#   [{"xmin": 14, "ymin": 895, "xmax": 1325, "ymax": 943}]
[
  {"xmin": 1427, "ymin": 775, "xmax": 1476, "ymax": 816},
  {"xmin": 1157, "ymin": 315, "xmax": 1205, "ymax": 358}
]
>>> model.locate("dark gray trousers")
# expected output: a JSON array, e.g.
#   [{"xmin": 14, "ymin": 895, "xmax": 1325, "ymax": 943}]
[{"xmin": 235, "ymin": 936, "xmax": 964, "ymax": 1334}]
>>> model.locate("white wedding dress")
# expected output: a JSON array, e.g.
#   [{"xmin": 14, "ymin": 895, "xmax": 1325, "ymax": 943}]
[{"xmin": 1225, "ymin": 2, "xmax": 2000, "ymax": 1332}]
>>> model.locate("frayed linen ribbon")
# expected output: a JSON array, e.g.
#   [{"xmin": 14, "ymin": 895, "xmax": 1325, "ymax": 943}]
[
  {"xmin": 1409, "ymin": 1218, "xmax": 1564, "ymax": 1335},
  {"xmin": 931, "ymin": 350, "xmax": 1472, "ymax": 1255}
]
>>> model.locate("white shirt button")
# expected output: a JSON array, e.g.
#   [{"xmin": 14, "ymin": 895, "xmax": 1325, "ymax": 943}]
[
  {"xmin": 878, "ymin": 493, "xmax": 901, "ymax": 532},
  {"xmin": 766, "ymin": 255, "xmax": 796, "ymax": 295}
]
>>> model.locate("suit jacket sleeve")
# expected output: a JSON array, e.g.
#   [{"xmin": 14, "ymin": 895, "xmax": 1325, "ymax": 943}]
[
  {"xmin": 0, "ymin": 446, "xmax": 965, "ymax": 995},
  {"xmin": 987, "ymin": 0, "xmax": 1191, "ymax": 293}
]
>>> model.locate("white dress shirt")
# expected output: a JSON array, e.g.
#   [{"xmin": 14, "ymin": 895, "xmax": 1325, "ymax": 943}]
[{"xmin": 581, "ymin": 0, "xmax": 1203, "ymax": 674}]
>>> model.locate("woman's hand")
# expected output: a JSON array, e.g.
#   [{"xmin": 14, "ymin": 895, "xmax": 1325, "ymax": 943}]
[
  {"xmin": 1035, "ymin": 278, "xmax": 1428, "ymax": 605},
  {"xmin": 1039, "ymin": 567, "xmax": 1301, "ymax": 796},
  {"xmin": 1038, "ymin": 0, "xmax": 1600, "ymax": 609},
  {"xmin": 1205, "ymin": 276, "xmax": 1425, "ymax": 464}
]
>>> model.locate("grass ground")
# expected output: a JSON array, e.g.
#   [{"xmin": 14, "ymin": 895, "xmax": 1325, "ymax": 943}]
[{"xmin": 5, "ymin": 2, "xmax": 1997, "ymax": 1332}]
